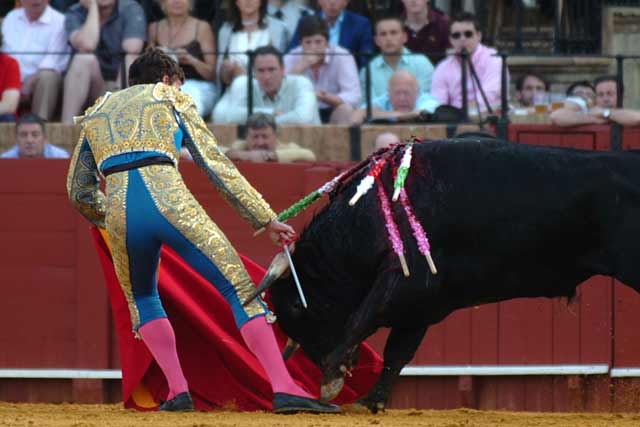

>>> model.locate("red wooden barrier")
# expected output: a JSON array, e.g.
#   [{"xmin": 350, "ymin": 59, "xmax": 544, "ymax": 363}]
[{"xmin": 508, "ymin": 124, "xmax": 611, "ymax": 150}]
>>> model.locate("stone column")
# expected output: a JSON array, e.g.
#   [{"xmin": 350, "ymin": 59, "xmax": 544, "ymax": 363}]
[{"xmin": 602, "ymin": 7, "xmax": 640, "ymax": 109}]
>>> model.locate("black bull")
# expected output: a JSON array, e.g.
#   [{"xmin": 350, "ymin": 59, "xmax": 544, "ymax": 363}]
[{"xmin": 264, "ymin": 139, "xmax": 640, "ymax": 412}]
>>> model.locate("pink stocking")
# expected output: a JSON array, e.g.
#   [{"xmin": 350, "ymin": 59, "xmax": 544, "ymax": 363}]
[
  {"xmin": 138, "ymin": 318, "xmax": 189, "ymax": 400},
  {"xmin": 240, "ymin": 316, "xmax": 312, "ymax": 397}
]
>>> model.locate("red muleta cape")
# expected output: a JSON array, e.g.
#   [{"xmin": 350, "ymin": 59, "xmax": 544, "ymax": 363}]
[{"xmin": 91, "ymin": 227, "xmax": 382, "ymax": 411}]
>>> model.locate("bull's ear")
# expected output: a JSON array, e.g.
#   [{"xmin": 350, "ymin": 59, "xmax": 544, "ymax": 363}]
[{"xmin": 242, "ymin": 250, "xmax": 291, "ymax": 306}]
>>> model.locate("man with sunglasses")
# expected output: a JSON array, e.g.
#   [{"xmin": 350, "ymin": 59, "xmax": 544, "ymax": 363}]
[{"xmin": 430, "ymin": 11, "xmax": 505, "ymax": 115}]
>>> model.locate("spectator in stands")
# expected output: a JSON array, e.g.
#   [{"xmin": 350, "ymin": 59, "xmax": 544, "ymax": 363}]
[
  {"xmin": 225, "ymin": 112, "xmax": 316, "ymax": 162},
  {"xmin": 374, "ymin": 131, "xmax": 401, "ymax": 150},
  {"xmin": 134, "ymin": 0, "xmax": 220, "ymax": 23},
  {"xmin": 284, "ymin": 15, "xmax": 359, "ymax": 124},
  {"xmin": 213, "ymin": 45, "xmax": 320, "ymax": 124},
  {"xmin": 549, "ymin": 81, "xmax": 603, "ymax": 127},
  {"xmin": 594, "ymin": 75, "xmax": 619, "ymax": 109},
  {"xmin": 402, "ymin": 0, "xmax": 450, "ymax": 65},
  {"xmin": 551, "ymin": 76, "xmax": 640, "ymax": 127},
  {"xmin": 1, "ymin": 113, "xmax": 69, "ymax": 158},
  {"xmin": 217, "ymin": 0, "xmax": 289, "ymax": 88},
  {"xmin": 513, "ymin": 73, "xmax": 549, "ymax": 109},
  {"xmin": 288, "ymin": 0, "xmax": 373, "ymax": 68},
  {"xmin": 566, "ymin": 81, "xmax": 596, "ymax": 109},
  {"xmin": 2, "ymin": 0, "xmax": 70, "ymax": 120},
  {"xmin": 148, "ymin": 0, "xmax": 217, "ymax": 118},
  {"xmin": 351, "ymin": 70, "xmax": 439, "ymax": 124},
  {"xmin": 61, "ymin": 0, "xmax": 146, "ymax": 124},
  {"xmin": 586, "ymin": 76, "xmax": 640, "ymax": 125},
  {"xmin": 361, "ymin": 15, "xmax": 433, "ymax": 104},
  {"xmin": 431, "ymin": 12, "xmax": 505, "ymax": 114},
  {"xmin": 268, "ymin": 0, "xmax": 312, "ymax": 36},
  {"xmin": 0, "ymin": 30, "xmax": 20, "ymax": 122}
]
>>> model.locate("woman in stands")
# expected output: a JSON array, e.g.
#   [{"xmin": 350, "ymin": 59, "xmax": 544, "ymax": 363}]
[
  {"xmin": 148, "ymin": 0, "xmax": 217, "ymax": 118},
  {"xmin": 217, "ymin": 0, "xmax": 289, "ymax": 87}
]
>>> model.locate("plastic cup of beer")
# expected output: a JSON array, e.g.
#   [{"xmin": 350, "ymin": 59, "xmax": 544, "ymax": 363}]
[
  {"xmin": 532, "ymin": 93, "xmax": 548, "ymax": 123},
  {"xmin": 534, "ymin": 104, "xmax": 548, "ymax": 114}
]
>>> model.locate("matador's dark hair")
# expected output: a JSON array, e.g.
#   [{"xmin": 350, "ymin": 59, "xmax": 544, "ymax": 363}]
[{"xmin": 128, "ymin": 47, "xmax": 185, "ymax": 86}]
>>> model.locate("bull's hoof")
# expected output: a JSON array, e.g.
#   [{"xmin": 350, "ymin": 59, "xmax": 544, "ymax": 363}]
[{"xmin": 320, "ymin": 377, "xmax": 344, "ymax": 402}]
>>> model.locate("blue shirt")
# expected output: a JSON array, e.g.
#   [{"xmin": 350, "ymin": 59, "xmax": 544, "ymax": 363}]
[
  {"xmin": 360, "ymin": 48, "xmax": 434, "ymax": 104},
  {"xmin": 372, "ymin": 92, "xmax": 440, "ymax": 114},
  {"xmin": 322, "ymin": 11, "xmax": 344, "ymax": 47}
]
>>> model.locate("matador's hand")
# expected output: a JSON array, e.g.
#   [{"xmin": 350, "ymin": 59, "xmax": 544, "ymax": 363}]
[{"xmin": 267, "ymin": 219, "xmax": 295, "ymax": 245}]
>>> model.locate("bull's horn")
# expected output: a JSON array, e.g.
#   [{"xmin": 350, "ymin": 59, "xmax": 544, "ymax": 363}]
[
  {"xmin": 242, "ymin": 246, "xmax": 293, "ymax": 306},
  {"xmin": 282, "ymin": 338, "xmax": 300, "ymax": 361}
]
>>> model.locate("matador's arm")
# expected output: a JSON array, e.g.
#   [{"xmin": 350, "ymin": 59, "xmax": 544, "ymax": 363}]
[
  {"xmin": 66, "ymin": 132, "xmax": 106, "ymax": 228},
  {"xmin": 159, "ymin": 85, "xmax": 276, "ymax": 229}
]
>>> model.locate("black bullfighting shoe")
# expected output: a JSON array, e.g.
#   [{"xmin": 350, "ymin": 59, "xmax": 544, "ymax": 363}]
[
  {"xmin": 273, "ymin": 392, "xmax": 341, "ymax": 414},
  {"xmin": 158, "ymin": 391, "xmax": 195, "ymax": 411}
]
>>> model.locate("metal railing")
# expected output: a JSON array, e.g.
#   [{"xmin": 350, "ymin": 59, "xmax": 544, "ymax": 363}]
[{"xmin": 471, "ymin": 0, "xmax": 603, "ymax": 55}]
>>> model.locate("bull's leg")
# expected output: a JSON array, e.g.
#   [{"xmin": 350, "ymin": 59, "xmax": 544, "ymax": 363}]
[
  {"xmin": 358, "ymin": 324, "xmax": 428, "ymax": 413},
  {"xmin": 319, "ymin": 283, "xmax": 385, "ymax": 402}
]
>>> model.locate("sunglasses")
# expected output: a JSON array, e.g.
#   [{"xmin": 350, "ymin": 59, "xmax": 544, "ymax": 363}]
[{"xmin": 451, "ymin": 30, "xmax": 475, "ymax": 39}]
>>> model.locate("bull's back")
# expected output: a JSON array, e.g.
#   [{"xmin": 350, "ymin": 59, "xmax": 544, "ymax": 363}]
[
  {"xmin": 399, "ymin": 141, "xmax": 640, "ymax": 312},
  {"xmin": 410, "ymin": 141, "xmax": 635, "ymax": 223}
]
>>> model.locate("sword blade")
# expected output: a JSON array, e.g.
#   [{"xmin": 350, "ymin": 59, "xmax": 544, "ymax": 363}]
[{"xmin": 283, "ymin": 243, "xmax": 307, "ymax": 308}]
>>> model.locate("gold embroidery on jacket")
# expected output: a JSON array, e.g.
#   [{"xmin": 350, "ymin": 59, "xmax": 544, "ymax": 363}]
[
  {"xmin": 105, "ymin": 171, "xmax": 142, "ymax": 331},
  {"xmin": 152, "ymin": 83, "xmax": 193, "ymax": 112},
  {"xmin": 139, "ymin": 165, "xmax": 267, "ymax": 317},
  {"xmin": 177, "ymin": 104, "xmax": 276, "ymax": 229},
  {"xmin": 66, "ymin": 130, "xmax": 106, "ymax": 227},
  {"xmin": 80, "ymin": 85, "xmax": 180, "ymax": 171}
]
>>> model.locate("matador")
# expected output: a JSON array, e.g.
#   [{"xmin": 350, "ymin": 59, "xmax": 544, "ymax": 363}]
[{"xmin": 66, "ymin": 48, "xmax": 339, "ymax": 414}]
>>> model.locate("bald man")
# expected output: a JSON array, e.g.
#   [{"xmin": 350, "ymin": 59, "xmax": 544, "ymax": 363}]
[
  {"xmin": 351, "ymin": 70, "xmax": 440, "ymax": 124},
  {"xmin": 374, "ymin": 132, "xmax": 401, "ymax": 150}
]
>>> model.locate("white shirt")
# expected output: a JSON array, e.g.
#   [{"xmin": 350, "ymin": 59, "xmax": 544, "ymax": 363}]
[
  {"xmin": 1, "ymin": 6, "xmax": 70, "ymax": 82},
  {"xmin": 228, "ymin": 29, "xmax": 271, "ymax": 69},
  {"xmin": 213, "ymin": 74, "xmax": 321, "ymax": 125},
  {"xmin": 267, "ymin": 1, "xmax": 312, "ymax": 36},
  {"xmin": 565, "ymin": 96, "xmax": 589, "ymax": 113}
]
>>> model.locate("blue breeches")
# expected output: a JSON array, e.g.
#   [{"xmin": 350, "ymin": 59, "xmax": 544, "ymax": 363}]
[{"xmin": 104, "ymin": 164, "xmax": 269, "ymax": 331}]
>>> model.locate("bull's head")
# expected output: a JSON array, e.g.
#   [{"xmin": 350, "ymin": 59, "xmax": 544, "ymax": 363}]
[{"xmin": 251, "ymin": 245, "xmax": 349, "ymax": 368}]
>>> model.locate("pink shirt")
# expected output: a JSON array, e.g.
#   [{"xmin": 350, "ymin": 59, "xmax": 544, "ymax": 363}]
[
  {"xmin": 430, "ymin": 44, "xmax": 507, "ymax": 112},
  {"xmin": 284, "ymin": 44, "xmax": 361, "ymax": 109}
]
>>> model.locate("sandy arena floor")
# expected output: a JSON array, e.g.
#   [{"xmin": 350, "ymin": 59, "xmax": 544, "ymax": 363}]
[{"xmin": 0, "ymin": 403, "xmax": 639, "ymax": 427}]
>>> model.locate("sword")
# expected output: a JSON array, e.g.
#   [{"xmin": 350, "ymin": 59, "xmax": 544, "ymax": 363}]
[{"xmin": 281, "ymin": 238, "xmax": 307, "ymax": 309}]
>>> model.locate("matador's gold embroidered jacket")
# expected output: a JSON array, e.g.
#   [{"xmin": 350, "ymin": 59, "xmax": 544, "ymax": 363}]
[{"xmin": 66, "ymin": 83, "xmax": 277, "ymax": 229}]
